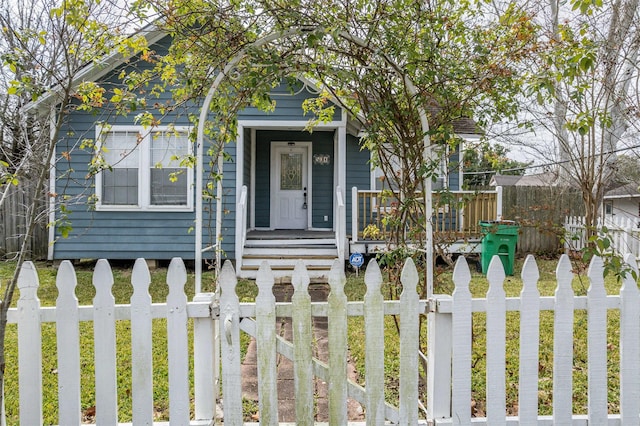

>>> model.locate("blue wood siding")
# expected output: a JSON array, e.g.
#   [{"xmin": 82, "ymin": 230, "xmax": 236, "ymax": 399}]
[
  {"xmin": 52, "ymin": 35, "xmax": 226, "ymax": 261},
  {"xmin": 345, "ymin": 134, "xmax": 370, "ymax": 235},
  {"xmin": 310, "ymin": 132, "xmax": 334, "ymax": 228},
  {"xmin": 239, "ymin": 81, "xmax": 343, "ymax": 121}
]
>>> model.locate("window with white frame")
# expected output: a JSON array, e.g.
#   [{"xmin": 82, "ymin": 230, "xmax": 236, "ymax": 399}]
[{"xmin": 95, "ymin": 125, "xmax": 193, "ymax": 210}]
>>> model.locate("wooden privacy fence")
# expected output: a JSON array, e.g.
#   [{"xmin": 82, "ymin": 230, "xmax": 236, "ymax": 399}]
[{"xmin": 10, "ymin": 258, "xmax": 217, "ymax": 425}]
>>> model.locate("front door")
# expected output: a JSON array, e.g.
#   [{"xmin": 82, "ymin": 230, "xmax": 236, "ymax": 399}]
[{"xmin": 271, "ymin": 143, "xmax": 310, "ymax": 229}]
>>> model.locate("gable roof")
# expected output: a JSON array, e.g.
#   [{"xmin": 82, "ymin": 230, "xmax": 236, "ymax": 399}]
[
  {"xmin": 25, "ymin": 23, "xmax": 482, "ymax": 138},
  {"xmin": 24, "ymin": 22, "xmax": 166, "ymax": 114},
  {"xmin": 605, "ymin": 182, "xmax": 640, "ymax": 199},
  {"xmin": 489, "ymin": 171, "xmax": 558, "ymax": 187}
]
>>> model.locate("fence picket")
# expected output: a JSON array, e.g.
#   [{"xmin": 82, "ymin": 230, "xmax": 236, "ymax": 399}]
[
  {"xmin": 166, "ymin": 257, "xmax": 190, "ymax": 424},
  {"xmin": 131, "ymin": 258, "xmax": 154, "ymax": 425},
  {"xmin": 255, "ymin": 261, "xmax": 278, "ymax": 424},
  {"xmin": 328, "ymin": 259, "xmax": 348, "ymax": 424},
  {"xmin": 518, "ymin": 255, "xmax": 540, "ymax": 425},
  {"xmin": 587, "ymin": 256, "xmax": 608, "ymax": 423},
  {"xmin": 486, "ymin": 256, "xmax": 506, "ymax": 425},
  {"xmin": 93, "ymin": 259, "xmax": 118, "ymax": 424},
  {"xmin": 17, "ymin": 261, "xmax": 42, "ymax": 426},
  {"xmin": 553, "ymin": 254, "xmax": 575, "ymax": 425},
  {"xmin": 399, "ymin": 258, "xmax": 419, "ymax": 425},
  {"xmin": 219, "ymin": 260, "xmax": 243, "ymax": 424},
  {"xmin": 291, "ymin": 260, "xmax": 314, "ymax": 424},
  {"xmin": 364, "ymin": 259, "xmax": 385, "ymax": 425},
  {"xmin": 620, "ymin": 253, "xmax": 640, "ymax": 425},
  {"xmin": 451, "ymin": 256, "xmax": 472, "ymax": 425},
  {"xmin": 55, "ymin": 261, "xmax": 81, "ymax": 425}
]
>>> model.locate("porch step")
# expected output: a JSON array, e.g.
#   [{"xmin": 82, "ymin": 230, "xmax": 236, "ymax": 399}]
[
  {"xmin": 244, "ymin": 238, "xmax": 336, "ymax": 247},
  {"xmin": 239, "ymin": 240, "xmax": 339, "ymax": 280}
]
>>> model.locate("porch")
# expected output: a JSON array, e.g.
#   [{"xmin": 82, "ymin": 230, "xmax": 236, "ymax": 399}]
[{"xmin": 349, "ymin": 187, "xmax": 503, "ymax": 255}]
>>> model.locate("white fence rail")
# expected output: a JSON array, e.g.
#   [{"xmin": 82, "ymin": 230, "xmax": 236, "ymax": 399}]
[
  {"xmin": 10, "ymin": 258, "xmax": 217, "ymax": 425},
  {"xmin": 565, "ymin": 215, "xmax": 640, "ymax": 259}
]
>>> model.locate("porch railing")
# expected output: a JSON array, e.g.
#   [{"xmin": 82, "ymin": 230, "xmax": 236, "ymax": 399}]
[
  {"xmin": 351, "ymin": 187, "xmax": 502, "ymax": 242},
  {"xmin": 235, "ymin": 185, "xmax": 248, "ymax": 264}
]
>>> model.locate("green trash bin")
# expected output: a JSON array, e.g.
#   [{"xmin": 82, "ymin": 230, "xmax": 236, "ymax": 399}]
[{"xmin": 480, "ymin": 220, "xmax": 519, "ymax": 276}]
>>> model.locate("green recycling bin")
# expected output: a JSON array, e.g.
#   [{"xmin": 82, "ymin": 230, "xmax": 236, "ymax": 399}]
[{"xmin": 480, "ymin": 221, "xmax": 519, "ymax": 276}]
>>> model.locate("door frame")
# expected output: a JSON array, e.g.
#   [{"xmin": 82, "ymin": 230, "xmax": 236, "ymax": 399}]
[{"xmin": 269, "ymin": 141, "xmax": 313, "ymax": 230}]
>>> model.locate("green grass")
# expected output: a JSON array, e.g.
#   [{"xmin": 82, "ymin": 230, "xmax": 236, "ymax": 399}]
[{"xmin": 0, "ymin": 256, "xmax": 632, "ymax": 422}]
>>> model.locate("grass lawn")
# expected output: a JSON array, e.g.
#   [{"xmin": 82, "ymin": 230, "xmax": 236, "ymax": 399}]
[{"xmin": 0, "ymin": 255, "xmax": 630, "ymax": 422}]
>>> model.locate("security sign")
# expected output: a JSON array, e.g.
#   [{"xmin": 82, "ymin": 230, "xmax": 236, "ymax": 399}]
[{"xmin": 349, "ymin": 252, "xmax": 364, "ymax": 268}]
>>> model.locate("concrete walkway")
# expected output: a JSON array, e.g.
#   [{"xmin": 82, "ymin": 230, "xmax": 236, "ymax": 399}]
[{"xmin": 241, "ymin": 283, "xmax": 365, "ymax": 422}]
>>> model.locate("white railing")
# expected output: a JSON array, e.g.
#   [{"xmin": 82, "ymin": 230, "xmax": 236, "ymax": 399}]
[
  {"xmin": 9, "ymin": 259, "xmax": 216, "ymax": 425},
  {"xmin": 565, "ymin": 215, "xmax": 640, "ymax": 259},
  {"xmin": 351, "ymin": 187, "xmax": 502, "ymax": 242},
  {"xmin": 428, "ymin": 253, "xmax": 640, "ymax": 424},
  {"xmin": 335, "ymin": 185, "xmax": 346, "ymax": 260},
  {"xmin": 235, "ymin": 185, "xmax": 248, "ymax": 265}
]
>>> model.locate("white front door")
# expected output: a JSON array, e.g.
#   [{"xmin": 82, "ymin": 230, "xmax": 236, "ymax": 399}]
[{"xmin": 271, "ymin": 143, "xmax": 310, "ymax": 229}]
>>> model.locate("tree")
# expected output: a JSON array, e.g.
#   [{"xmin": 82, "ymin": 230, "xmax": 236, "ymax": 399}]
[
  {"xmin": 115, "ymin": 0, "xmax": 537, "ymax": 287},
  {"xmin": 463, "ymin": 141, "xmax": 530, "ymax": 189},
  {"xmin": 0, "ymin": 0, "xmax": 134, "ymax": 413},
  {"xmin": 511, "ymin": 0, "xmax": 640, "ymax": 243}
]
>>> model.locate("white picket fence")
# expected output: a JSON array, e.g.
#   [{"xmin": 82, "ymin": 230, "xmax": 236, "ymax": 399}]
[
  {"xmin": 8, "ymin": 253, "xmax": 640, "ymax": 424},
  {"xmin": 565, "ymin": 215, "xmax": 640, "ymax": 259},
  {"xmin": 429, "ymin": 253, "xmax": 640, "ymax": 425},
  {"xmin": 9, "ymin": 258, "xmax": 217, "ymax": 425}
]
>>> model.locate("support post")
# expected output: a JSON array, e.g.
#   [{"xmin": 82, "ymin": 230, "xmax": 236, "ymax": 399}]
[{"xmin": 427, "ymin": 297, "xmax": 452, "ymax": 422}]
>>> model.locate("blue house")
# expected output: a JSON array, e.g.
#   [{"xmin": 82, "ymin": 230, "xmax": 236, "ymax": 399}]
[{"xmin": 27, "ymin": 28, "xmax": 489, "ymax": 279}]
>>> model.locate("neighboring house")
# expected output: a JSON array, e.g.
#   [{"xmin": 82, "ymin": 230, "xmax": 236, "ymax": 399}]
[
  {"xmin": 26, "ymin": 29, "xmax": 487, "ymax": 278},
  {"xmin": 603, "ymin": 182, "xmax": 640, "ymax": 226},
  {"xmin": 489, "ymin": 171, "xmax": 558, "ymax": 187}
]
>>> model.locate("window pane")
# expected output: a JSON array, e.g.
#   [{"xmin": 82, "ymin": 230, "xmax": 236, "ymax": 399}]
[
  {"xmin": 151, "ymin": 131, "xmax": 188, "ymax": 167},
  {"xmin": 102, "ymin": 168, "xmax": 138, "ymax": 205},
  {"xmin": 150, "ymin": 168, "xmax": 187, "ymax": 205},
  {"xmin": 103, "ymin": 131, "xmax": 139, "ymax": 168},
  {"xmin": 280, "ymin": 153, "xmax": 302, "ymax": 190},
  {"xmin": 100, "ymin": 130, "xmax": 139, "ymax": 206},
  {"xmin": 150, "ymin": 131, "xmax": 189, "ymax": 206}
]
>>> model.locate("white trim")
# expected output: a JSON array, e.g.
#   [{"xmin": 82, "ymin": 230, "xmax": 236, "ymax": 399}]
[
  {"xmin": 250, "ymin": 128, "xmax": 257, "ymax": 229},
  {"xmin": 47, "ymin": 105, "xmax": 57, "ymax": 260},
  {"xmin": 333, "ymin": 131, "xmax": 339, "ymax": 231},
  {"xmin": 234, "ymin": 127, "xmax": 245, "ymax": 263},
  {"xmin": 94, "ymin": 124, "xmax": 194, "ymax": 212},
  {"xmin": 605, "ymin": 194, "xmax": 640, "ymax": 200},
  {"xmin": 337, "ymin": 110, "xmax": 347, "ymax": 236},
  {"xmin": 270, "ymin": 141, "xmax": 313, "ymax": 229},
  {"xmin": 237, "ymin": 119, "xmax": 342, "ymax": 129}
]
